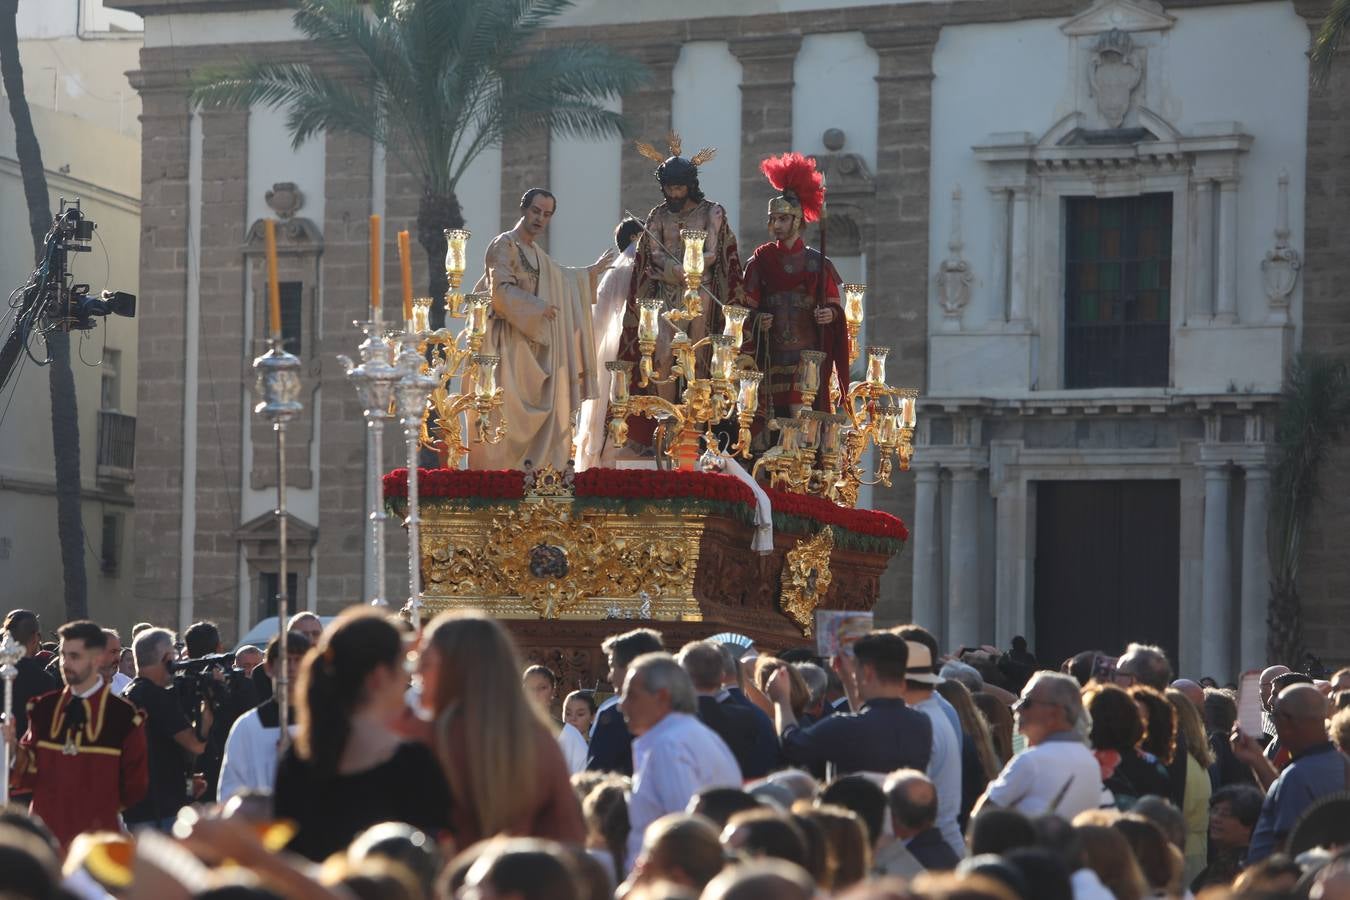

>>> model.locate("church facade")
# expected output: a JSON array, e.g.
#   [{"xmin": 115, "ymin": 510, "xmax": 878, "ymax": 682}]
[{"xmin": 109, "ymin": 0, "xmax": 1350, "ymax": 678}]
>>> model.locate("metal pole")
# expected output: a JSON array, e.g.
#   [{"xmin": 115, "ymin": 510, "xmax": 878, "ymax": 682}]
[
  {"xmin": 274, "ymin": 419, "xmax": 290, "ymax": 753},
  {"xmin": 394, "ymin": 335, "xmax": 437, "ymax": 631},
  {"xmin": 0, "ymin": 635, "xmax": 20, "ymax": 807},
  {"xmin": 371, "ymin": 422, "xmax": 387, "ymax": 607},
  {"xmin": 251, "ymin": 336, "xmax": 302, "ymax": 760}
]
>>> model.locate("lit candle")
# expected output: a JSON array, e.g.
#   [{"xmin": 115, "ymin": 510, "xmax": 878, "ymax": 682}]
[
  {"xmin": 264, "ymin": 219, "xmax": 282, "ymax": 338},
  {"xmin": 444, "ymin": 229, "xmax": 470, "ymax": 279},
  {"xmin": 722, "ymin": 305, "xmax": 750, "ymax": 347},
  {"xmin": 842, "ymin": 284, "xmax": 866, "ymax": 326},
  {"xmin": 681, "ymin": 230, "xmax": 708, "ymax": 277},
  {"xmin": 737, "ymin": 371, "xmax": 762, "ymax": 414},
  {"xmin": 473, "ymin": 354, "xmax": 499, "ymax": 400},
  {"xmin": 369, "ymin": 214, "xmax": 381, "ymax": 316},
  {"xmin": 866, "ymin": 346, "xmax": 889, "ymax": 385},
  {"xmin": 397, "ymin": 230, "xmax": 413, "ymax": 323},
  {"xmin": 638, "ymin": 299, "xmax": 663, "ymax": 343},
  {"xmin": 902, "ymin": 396, "xmax": 918, "ymax": 428},
  {"xmin": 799, "ymin": 350, "xmax": 825, "ymax": 395},
  {"xmin": 606, "ymin": 360, "xmax": 632, "ymax": 404}
]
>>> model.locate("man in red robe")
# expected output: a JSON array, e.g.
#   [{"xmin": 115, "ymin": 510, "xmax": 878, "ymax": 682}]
[
  {"xmin": 6, "ymin": 620, "xmax": 148, "ymax": 848},
  {"xmin": 742, "ymin": 153, "xmax": 850, "ymax": 420}
]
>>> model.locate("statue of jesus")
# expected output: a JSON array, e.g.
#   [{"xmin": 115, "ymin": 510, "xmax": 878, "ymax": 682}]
[{"xmin": 467, "ymin": 188, "xmax": 616, "ymax": 471}]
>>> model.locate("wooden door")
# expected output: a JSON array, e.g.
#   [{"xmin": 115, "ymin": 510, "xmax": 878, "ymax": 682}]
[{"xmin": 1033, "ymin": 480, "xmax": 1179, "ymax": 670}]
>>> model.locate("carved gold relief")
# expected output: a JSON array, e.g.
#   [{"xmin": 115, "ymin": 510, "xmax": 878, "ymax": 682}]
[
  {"xmin": 420, "ymin": 499, "xmax": 705, "ymax": 621},
  {"xmin": 781, "ymin": 527, "xmax": 834, "ymax": 636}
]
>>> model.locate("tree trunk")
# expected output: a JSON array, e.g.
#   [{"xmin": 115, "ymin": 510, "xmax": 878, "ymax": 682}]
[
  {"xmin": 0, "ymin": 0, "xmax": 88, "ymax": 621},
  {"xmin": 416, "ymin": 188, "xmax": 465, "ymax": 330},
  {"xmin": 1266, "ymin": 577, "xmax": 1303, "ymax": 667}
]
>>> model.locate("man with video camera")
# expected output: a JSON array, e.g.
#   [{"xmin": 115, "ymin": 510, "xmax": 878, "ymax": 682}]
[
  {"xmin": 123, "ymin": 628, "xmax": 209, "ymax": 830},
  {"xmin": 178, "ymin": 621, "xmax": 259, "ymax": 801}
]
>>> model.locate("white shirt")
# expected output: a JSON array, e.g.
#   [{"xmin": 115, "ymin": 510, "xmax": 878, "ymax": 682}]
[
  {"xmin": 110, "ymin": 672, "xmax": 132, "ymax": 696},
  {"xmin": 217, "ymin": 705, "xmax": 296, "ymax": 804},
  {"xmin": 913, "ymin": 694, "xmax": 965, "ymax": 859},
  {"xmin": 626, "ymin": 712, "xmax": 741, "ymax": 871},
  {"xmin": 1072, "ymin": 867, "xmax": 1117, "ymax": 900},
  {"xmin": 559, "ymin": 722, "xmax": 589, "ymax": 775},
  {"xmin": 983, "ymin": 733, "xmax": 1103, "ymax": 820}
]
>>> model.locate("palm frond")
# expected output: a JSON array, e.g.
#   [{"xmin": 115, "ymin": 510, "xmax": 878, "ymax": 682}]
[
  {"xmin": 190, "ymin": 61, "xmax": 379, "ymax": 149},
  {"xmin": 1269, "ymin": 352, "xmax": 1350, "ymax": 580},
  {"xmin": 1311, "ymin": 0, "xmax": 1350, "ymax": 86}
]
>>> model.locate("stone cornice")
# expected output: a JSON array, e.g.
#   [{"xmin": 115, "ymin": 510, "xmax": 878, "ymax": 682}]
[{"xmin": 106, "ymin": 0, "xmax": 288, "ymax": 14}]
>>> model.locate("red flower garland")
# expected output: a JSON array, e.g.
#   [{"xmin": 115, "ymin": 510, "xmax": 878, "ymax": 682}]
[{"xmin": 383, "ymin": 468, "xmax": 908, "ymax": 542}]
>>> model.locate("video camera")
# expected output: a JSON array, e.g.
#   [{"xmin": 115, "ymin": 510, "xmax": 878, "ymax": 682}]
[
  {"xmin": 50, "ymin": 201, "xmax": 137, "ymax": 330},
  {"xmin": 170, "ymin": 651, "xmax": 238, "ymax": 721}
]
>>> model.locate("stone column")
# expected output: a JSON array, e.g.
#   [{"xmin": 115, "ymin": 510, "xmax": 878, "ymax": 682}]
[
  {"xmin": 988, "ymin": 188, "xmax": 1009, "ymax": 323},
  {"xmin": 911, "ymin": 464, "xmax": 943, "ymax": 639},
  {"xmin": 994, "ymin": 476, "xmax": 1031, "ymax": 647},
  {"xmin": 318, "ymin": 129, "xmax": 375, "ymax": 609},
  {"xmin": 619, "ymin": 43, "xmax": 679, "ymax": 223},
  {"xmin": 1215, "ymin": 179, "xmax": 1239, "ymax": 323},
  {"xmin": 1192, "ymin": 180, "xmax": 1215, "ymax": 322},
  {"xmin": 127, "ymin": 63, "xmax": 192, "ymax": 627},
  {"xmin": 948, "ymin": 467, "xmax": 983, "ymax": 650},
  {"xmin": 1200, "ymin": 463, "xmax": 1234, "ymax": 679},
  {"xmin": 1008, "ymin": 186, "xmax": 1031, "ymax": 325},
  {"xmin": 729, "ymin": 35, "xmax": 801, "ymax": 253},
  {"xmin": 1240, "ymin": 465, "xmax": 1272, "ymax": 669},
  {"xmin": 863, "ymin": 26, "xmax": 940, "ymax": 620}
]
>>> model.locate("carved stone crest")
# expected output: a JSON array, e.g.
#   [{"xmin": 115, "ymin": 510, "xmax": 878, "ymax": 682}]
[
  {"xmin": 264, "ymin": 182, "xmax": 305, "ymax": 220},
  {"xmin": 1090, "ymin": 30, "xmax": 1143, "ymax": 128},
  {"xmin": 1262, "ymin": 169, "xmax": 1301, "ymax": 321},
  {"xmin": 935, "ymin": 186, "xmax": 974, "ymax": 330}
]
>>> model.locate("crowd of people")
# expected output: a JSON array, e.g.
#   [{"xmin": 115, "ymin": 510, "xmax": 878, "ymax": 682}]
[{"xmin": 2, "ymin": 604, "xmax": 1350, "ymax": 900}]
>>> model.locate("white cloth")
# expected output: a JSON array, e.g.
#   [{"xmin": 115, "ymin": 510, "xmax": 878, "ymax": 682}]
[
  {"xmin": 76, "ymin": 675, "xmax": 105, "ymax": 699},
  {"xmin": 468, "ymin": 235, "xmax": 599, "ymax": 471},
  {"xmin": 577, "ymin": 244, "xmax": 635, "ymax": 470},
  {"xmin": 109, "ymin": 672, "xmax": 132, "ymax": 696},
  {"xmin": 913, "ymin": 694, "xmax": 965, "ymax": 859},
  {"xmin": 1071, "ymin": 867, "xmax": 1117, "ymax": 900},
  {"xmin": 699, "ymin": 449, "xmax": 774, "ymax": 553},
  {"xmin": 983, "ymin": 734, "xmax": 1104, "ymax": 820},
  {"xmin": 626, "ymin": 712, "xmax": 741, "ymax": 871},
  {"xmin": 559, "ymin": 721, "xmax": 589, "ymax": 775},
  {"xmin": 217, "ymin": 706, "xmax": 295, "ymax": 804}
]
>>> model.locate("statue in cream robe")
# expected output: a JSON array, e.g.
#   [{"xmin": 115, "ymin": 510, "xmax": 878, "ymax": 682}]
[{"xmin": 467, "ymin": 215, "xmax": 612, "ymax": 472}]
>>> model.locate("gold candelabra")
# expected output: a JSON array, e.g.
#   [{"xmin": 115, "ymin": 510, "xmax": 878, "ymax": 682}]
[
  {"xmin": 406, "ymin": 229, "xmax": 506, "ymax": 462},
  {"xmin": 611, "ymin": 229, "xmax": 762, "ymax": 464}
]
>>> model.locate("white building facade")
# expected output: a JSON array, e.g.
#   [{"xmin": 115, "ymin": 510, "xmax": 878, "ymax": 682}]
[{"xmin": 108, "ymin": 0, "xmax": 1349, "ymax": 677}]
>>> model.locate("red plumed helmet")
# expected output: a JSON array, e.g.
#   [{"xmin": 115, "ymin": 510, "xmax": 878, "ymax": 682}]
[{"xmin": 760, "ymin": 152, "xmax": 825, "ymax": 223}]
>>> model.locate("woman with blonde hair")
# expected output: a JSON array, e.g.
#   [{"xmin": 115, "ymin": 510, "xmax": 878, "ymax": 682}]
[
  {"xmin": 1076, "ymin": 823, "xmax": 1148, "ymax": 900},
  {"xmin": 935, "ymin": 679, "xmax": 1001, "ymax": 827},
  {"xmin": 417, "ymin": 610, "xmax": 585, "ymax": 847},
  {"xmin": 753, "ymin": 657, "xmax": 809, "ymax": 719},
  {"xmin": 275, "ymin": 608, "xmax": 451, "ymax": 861},
  {"xmin": 1164, "ymin": 687, "xmax": 1214, "ymax": 885},
  {"xmin": 971, "ymin": 692, "xmax": 1014, "ymax": 767}
]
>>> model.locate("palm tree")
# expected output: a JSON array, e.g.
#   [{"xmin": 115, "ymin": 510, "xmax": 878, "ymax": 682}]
[
  {"xmin": 1312, "ymin": 0, "xmax": 1350, "ymax": 84},
  {"xmin": 1, "ymin": 0, "xmax": 89, "ymax": 620},
  {"xmin": 1267, "ymin": 353, "xmax": 1350, "ymax": 664},
  {"xmin": 192, "ymin": 0, "xmax": 647, "ymax": 327}
]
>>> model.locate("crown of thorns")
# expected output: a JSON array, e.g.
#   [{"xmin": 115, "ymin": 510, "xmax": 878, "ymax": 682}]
[{"xmin": 634, "ymin": 132, "xmax": 717, "ymax": 168}]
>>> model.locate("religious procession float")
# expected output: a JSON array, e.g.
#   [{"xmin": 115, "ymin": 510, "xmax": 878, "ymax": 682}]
[{"xmin": 256, "ymin": 141, "xmax": 919, "ymax": 682}]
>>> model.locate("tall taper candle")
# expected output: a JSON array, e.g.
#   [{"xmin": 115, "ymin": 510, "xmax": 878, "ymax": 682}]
[
  {"xmin": 398, "ymin": 229, "xmax": 413, "ymax": 324},
  {"xmin": 369, "ymin": 214, "xmax": 381, "ymax": 315},
  {"xmin": 264, "ymin": 219, "xmax": 282, "ymax": 338}
]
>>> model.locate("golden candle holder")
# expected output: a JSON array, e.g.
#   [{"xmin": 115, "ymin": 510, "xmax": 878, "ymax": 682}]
[
  {"xmin": 415, "ymin": 281, "xmax": 506, "ymax": 461},
  {"xmin": 842, "ymin": 284, "xmax": 866, "ymax": 364},
  {"xmin": 443, "ymin": 228, "xmax": 471, "ymax": 317}
]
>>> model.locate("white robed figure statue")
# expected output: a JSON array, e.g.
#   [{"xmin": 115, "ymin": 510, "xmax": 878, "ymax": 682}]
[
  {"xmin": 467, "ymin": 188, "xmax": 616, "ymax": 471},
  {"xmin": 575, "ymin": 218, "xmax": 642, "ymax": 470}
]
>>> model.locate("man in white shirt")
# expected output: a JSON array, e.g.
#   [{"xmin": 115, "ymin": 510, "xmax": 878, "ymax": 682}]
[
  {"xmin": 896, "ymin": 638, "xmax": 964, "ymax": 860},
  {"xmin": 621, "ymin": 652, "xmax": 741, "ymax": 872},
  {"xmin": 101, "ymin": 628, "xmax": 132, "ymax": 696},
  {"xmin": 217, "ymin": 630, "xmax": 310, "ymax": 804},
  {"xmin": 974, "ymin": 672, "xmax": 1103, "ymax": 821}
]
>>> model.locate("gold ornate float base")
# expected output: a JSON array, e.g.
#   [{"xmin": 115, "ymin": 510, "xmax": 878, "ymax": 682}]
[{"xmin": 419, "ymin": 498, "xmax": 896, "ymax": 690}]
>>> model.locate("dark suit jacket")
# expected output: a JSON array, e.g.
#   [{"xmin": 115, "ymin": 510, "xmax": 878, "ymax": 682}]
[
  {"xmin": 720, "ymin": 689, "xmax": 782, "ymax": 777},
  {"xmin": 908, "ymin": 827, "xmax": 960, "ymax": 871},
  {"xmin": 13, "ymin": 656, "xmax": 59, "ymax": 737},
  {"xmin": 586, "ymin": 702, "xmax": 633, "ymax": 774},
  {"xmin": 698, "ymin": 695, "xmax": 765, "ymax": 779}
]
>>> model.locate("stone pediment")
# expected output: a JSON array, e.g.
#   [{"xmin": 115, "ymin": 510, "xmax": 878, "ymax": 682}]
[{"xmin": 1061, "ymin": 0, "xmax": 1176, "ymax": 36}]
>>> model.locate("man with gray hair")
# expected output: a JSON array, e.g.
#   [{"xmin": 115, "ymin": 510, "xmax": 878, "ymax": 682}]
[
  {"xmin": 973, "ymin": 671, "xmax": 1102, "ymax": 820},
  {"xmin": 621, "ymin": 651, "xmax": 741, "ymax": 871},
  {"xmin": 1115, "ymin": 642, "xmax": 1172, "ymax": 691}
]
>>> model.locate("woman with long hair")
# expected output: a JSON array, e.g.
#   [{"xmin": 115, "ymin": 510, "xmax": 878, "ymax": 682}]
[
  {"xmin": 971, "ymin": 692, "xmax": 1014, "ymax": 767},
  {"xmin": 1082, "ymin": 683, "xmax": 1170, "ymax": 810},
  {"xmin": 274, "ymin": 608, "xmax": 451, "ymax": 861},
  {"xmin": 1165, "ymin": 688, "xmax": 1214, "ymax": 885},
  {"xmin": 417, "ymin": 610, "xmax": 585, "ymax": 847},
  {"xmin": 934, "ymin": 679, "xmax": 1001, "ymax": 829}
]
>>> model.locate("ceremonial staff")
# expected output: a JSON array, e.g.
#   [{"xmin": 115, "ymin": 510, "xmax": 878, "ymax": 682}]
[
  {"xmin": 253, "ymin": 219, "xmax": 303, "ymax": 756},
  {"xmin": 0, "ymin": 634, "xmax": 21, "ymax": 804}
]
